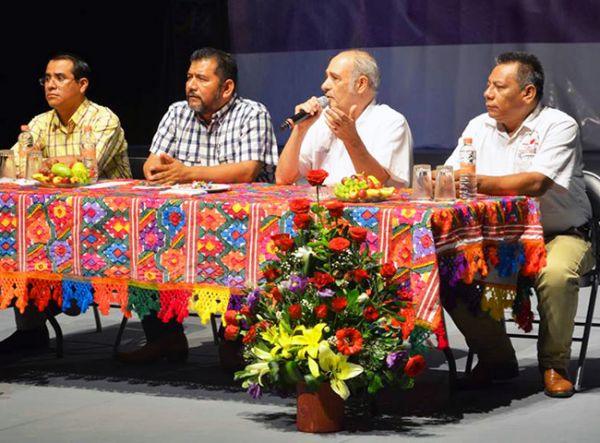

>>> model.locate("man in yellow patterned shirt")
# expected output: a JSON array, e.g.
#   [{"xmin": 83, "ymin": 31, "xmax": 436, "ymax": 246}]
[
  {"xmin": 1, "ymin": 54, "xmax": 131, "ymax": 355},
  {"xmin": 11, "ymin": 54, "xmax": 131, "ymax": 179}
]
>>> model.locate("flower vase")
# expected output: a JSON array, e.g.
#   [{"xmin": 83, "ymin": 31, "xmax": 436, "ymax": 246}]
[{"xmin": 296, "ymin": 382, "xmax": 344, "ymax": 433}]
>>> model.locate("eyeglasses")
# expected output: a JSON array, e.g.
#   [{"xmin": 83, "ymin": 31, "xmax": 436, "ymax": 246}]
[{"xmin": 38, "ymin": 75, "xmax": 78, "ymax": 86}]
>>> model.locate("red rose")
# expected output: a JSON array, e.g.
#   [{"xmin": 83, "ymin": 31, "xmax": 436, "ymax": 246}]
[
  {"xmin": 363, "ymin": 306, "xmax": 379, "ymax": 322},
  {"xmin": 240, "ymin": 305, "xmax": 251, "ymax": 317},
  {"xmin": 331, "ymin": 296, "xmax": 348, "ymax": 312},
  {"xmin": 242, "ymin": 325, "xmax": 257, "ymax": 344},
  {"xmin": 293, "ymin": 213, "xmax": 313, "ymax": 229},
  {"xmin": 315, "ymin": 304, "xmax": 328, "ymax": 319},
  {"xmin": 263, "ymin": 267, "xmax": 280, "ymax": 282},
  {"xmin": 310, "ymin": 271, "xmax": 335, "ymax": 289},
  {"xmin": 348, "ymin": 226, "xmax": 368, "ymax": 243},
  {"xmin": 288, "ymin": 303, "xmax": 302, "ymax": 320},
  {"xmin": 224, "ymin": 309, "xmax": 238, "ymax": 325},
  {"xmin": 380, "ymin": 262, "xmax": 397, "ymax": 279},
  {"xmin": 271, "ymin": 233, "xmax": 294, "ymax": 252},
  {"xmin": 335, "ymin": 328, "xmax": 363, "ymax": 355},
  {"xmin": 325, "ymin": 201, "xmax": 345, "ymax": 218},
  {"xmin": 289, "ymin": 198, "xmax": 311, "ymax": 214},
  {"xmin": 328, "ymin": 237, "xmax": 350, "ymax": 252},
  {"xmin": 404, "ymin": 354, "xmax": 426, "ymax": 377},
  {"xmin": 270, "ymin": 286, "xmax": 282, "ymax": 302},
  {"xmin": 224, "ymin": 324, "xmax": 240, "ymax": 341},
  {"xmin": 306, "ymin": 169, "xmax": 329, "ymax": 186},
  {"xmin": 397, "ymin": 288, "xmax": 413, "ymax": 301},
  {"xmin": 353, "ymin": 269, "xmax": 369, "ymax": 283}
]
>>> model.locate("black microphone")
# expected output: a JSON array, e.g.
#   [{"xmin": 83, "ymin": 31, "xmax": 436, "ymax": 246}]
[{"xmin": 280, "ymin": 96, "xmax": 329, "ymax": 130}]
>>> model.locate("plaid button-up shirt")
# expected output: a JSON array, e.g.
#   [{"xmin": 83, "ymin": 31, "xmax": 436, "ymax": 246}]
[
  {"xmin": 150, "ymin": 95, "xmax": 278, "ymax": 182},
  {"xmin": 12, "ymin": 99, "xmax": 131, "ymax": 179}
]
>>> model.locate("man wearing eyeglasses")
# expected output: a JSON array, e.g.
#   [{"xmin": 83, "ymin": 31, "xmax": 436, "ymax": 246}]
[
  {"xmin": 12, "ymin": 53, "xmax": 131, "ymax": 179},
  {"xmin": 0, "ymin": 54, "xmax": 131, "ymax": 355}
]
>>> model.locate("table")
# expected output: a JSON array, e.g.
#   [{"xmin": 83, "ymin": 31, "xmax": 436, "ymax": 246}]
[{"xmin": 0, "ymin": 180, "xmax": 546, "ymax": 345}]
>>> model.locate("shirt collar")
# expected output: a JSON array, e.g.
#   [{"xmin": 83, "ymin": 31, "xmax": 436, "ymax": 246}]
[
  {"xmin": 195, "ymin": 94, "xmax": 238, "ymax": 125},
  {"xmin": 50, "ymin": 99, "xmax": 91, "ymax": 132},
  {"xmin": 483, "ymin": 102, "xmax": 544, "ymax": 138},
  {"xmin": 355, "ymin": 99, "xmax": 377, "ymax": 126}
]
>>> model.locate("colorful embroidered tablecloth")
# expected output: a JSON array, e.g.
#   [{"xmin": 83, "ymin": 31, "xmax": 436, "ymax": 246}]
[{"xmin": 0, "ymin": 181, "xmax": 545, "ymax": 341}]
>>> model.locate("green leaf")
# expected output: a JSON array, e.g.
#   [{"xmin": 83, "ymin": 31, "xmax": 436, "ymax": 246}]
[
  {"xmin": 367, "ymin": 374, "xmax": 384, "ymax": 394},
  {"xmin": 269, "ymin": 361, "xmax": 280, "ymax": 383},
  {"xmin": 283, "ymin": 361, "xmax": 303, "ymax": 384}
]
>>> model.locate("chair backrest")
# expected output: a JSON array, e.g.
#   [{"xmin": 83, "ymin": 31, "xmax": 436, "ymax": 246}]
[{"xmin": 583, "ymin": 170, "xmax": 600, "ymax": 266}]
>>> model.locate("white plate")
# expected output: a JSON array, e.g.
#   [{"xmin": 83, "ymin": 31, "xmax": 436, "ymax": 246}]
[{"xmin": 205, "ymin": 184, "xmax": 231, "ymax": 193}]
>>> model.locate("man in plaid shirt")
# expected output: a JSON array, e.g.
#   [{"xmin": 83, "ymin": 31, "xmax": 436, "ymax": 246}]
[
  {"xmin": 143, "ymin": 47, "xmax": 278, "ymax": 185},
  {"xmin": 12, "ymin": 53, "xmax": 131, "ymax": 179},
  {"xmin": 0, "ymin": 54, "xmax": 131, "ymax": 356},
  {"xmin": 118, "ymin": 48, "xmax": 278, "ymax": 364}
]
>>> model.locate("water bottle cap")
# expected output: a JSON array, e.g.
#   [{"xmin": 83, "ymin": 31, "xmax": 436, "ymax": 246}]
[{"xmin": 463, "ymin": 137, "xmax": 473, "ymax": 144}]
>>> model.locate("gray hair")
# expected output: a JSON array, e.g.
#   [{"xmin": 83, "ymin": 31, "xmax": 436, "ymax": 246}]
[{"xmin": 348, "ymin": 50, "xmax": 380, "ymax": 93}]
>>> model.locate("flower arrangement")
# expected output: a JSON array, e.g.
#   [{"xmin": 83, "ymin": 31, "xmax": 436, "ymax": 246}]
[{"xmin": 228, "ymin": 170, "xmax": 429, "ymax": 400}]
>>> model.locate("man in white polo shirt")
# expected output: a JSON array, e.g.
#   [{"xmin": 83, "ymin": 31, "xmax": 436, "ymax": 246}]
[
  {"xmin": 275, "ymin": 49, "xmax": 413, "ymax": 187},
  {"xmin": 444, "ymin": 52, "xmax": 593, "ymax": 398}
]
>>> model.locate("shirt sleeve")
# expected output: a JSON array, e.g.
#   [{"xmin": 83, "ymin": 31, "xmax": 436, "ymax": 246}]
[
  {"xmin": 235, "ymin": 108, "xmax": 279, "ymax": 166},
  {"xmin": 445, "ymin": 119, "xmax": 480, "ymax": 170},
  {"xmin": 91, "ymin": 111, "xmax": 126, "ymax": 173},
  {"xmin": 372, "ymin": 115, "xmax": 413, "ymax": 187},
  {"xmin": 528, "ymin": 118, "xmax": 579, "ymax": 190},
  {"xmin": 150, "ymin": 106, "xmax": 178, "ymax": 156},
  {"xmin": 10, "ymin": 114, "xmax": 47, "ymax": 152}
]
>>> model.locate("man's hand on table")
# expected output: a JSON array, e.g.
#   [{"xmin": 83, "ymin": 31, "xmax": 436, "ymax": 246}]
[{"xmin": 147, "ymin": 153, "xmax": 190, "ymax": 185}]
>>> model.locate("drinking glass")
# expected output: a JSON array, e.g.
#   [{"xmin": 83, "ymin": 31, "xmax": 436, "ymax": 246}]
[
  {"xmin": 412, "ymin": 164, "xmax": 432, "ymax": 200},
  {"xmin": 26, "ymin": 150, "xmax": 43, "ymax": 179},
  {"xmin": 0, "ymin": 150, "xmax": 16, "ymax": 178},
  {"xmin": 434, "ymin": 165, "xmax": 456, "ymax": 201}
]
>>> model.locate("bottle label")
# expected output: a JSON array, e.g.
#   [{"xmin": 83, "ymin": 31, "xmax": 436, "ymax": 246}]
[{"xmin": 460, "ymin": 163, "xmax": 475, "ymax": 174}]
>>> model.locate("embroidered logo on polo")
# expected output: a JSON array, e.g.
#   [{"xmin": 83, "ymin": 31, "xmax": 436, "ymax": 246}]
[{"xmin": 516, "ymin": 130, "xmax": 539, "ymax": 172}]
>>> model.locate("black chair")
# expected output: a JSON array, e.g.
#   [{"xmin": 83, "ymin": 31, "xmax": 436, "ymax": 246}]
[{"xmin": 465, "ymin": 170, "xmax": 600, "ymax": 391}]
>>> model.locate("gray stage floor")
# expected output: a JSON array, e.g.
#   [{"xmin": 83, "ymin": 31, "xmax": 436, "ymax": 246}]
[{"xmin": 1, "ymin": 288, "xmax": 599, "ymax": 443}]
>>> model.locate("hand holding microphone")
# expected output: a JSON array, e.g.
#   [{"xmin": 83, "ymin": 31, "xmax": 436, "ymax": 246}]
[{"xmin": 280, "ymin": 95, "xmax": 329, "ymax": 130}]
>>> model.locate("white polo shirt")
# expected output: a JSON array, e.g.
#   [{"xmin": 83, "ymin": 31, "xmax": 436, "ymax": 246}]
[
  {"xmin": 298, "ymin": 102, "xmax": 413, "ymax": 187},
  {"xmin": 446, "ymin": 104, "xmax": 591, "ymax": 236}
]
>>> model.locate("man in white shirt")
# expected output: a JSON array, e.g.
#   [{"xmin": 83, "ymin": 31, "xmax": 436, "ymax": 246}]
[
  {"xmin": 445, "ymin": 52, "xmax": 594, "ymax": 398},
  {"xmin": 276, "ymin": 49, "xmax": 413, "ymax": 187}
]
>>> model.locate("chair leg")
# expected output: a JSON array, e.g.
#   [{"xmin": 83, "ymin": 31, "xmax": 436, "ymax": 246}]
[
  {"xmin": 112, "ymin": 315, "xmax": 129, "ymax": 357},
  {"xmin": 45, "ymin": 308, "xmax": 63, "ymax": 359},
  {"xmin": 575, "ymin": 279, "xmax": 598, "ymax": 391},
  {"xmin": 443, "ymin": 346, "xmax": 458, "ymax": 390},
  {"xmin": 465, "ymin": 349, "xmax": 475, "ymax": 374},
  {"xmin": 210, "ymin": 313, "xmax": 221, "ymax": 345},
  {"xmin": 92, "ymin": 304, "xmax": 102, "ymax": 333}
]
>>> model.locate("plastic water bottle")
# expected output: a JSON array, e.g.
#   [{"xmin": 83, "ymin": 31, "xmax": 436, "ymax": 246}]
[
  {"xmin": 459, "ymin": 137, "xmax": 477, "ymax": 199},
  {"xmin": 80, "ymin": 125, "xmax": 99, "ymax": 183},
  {"xmin": 17, "ymin": 125, "xmax": 34, "ymax": 178}
]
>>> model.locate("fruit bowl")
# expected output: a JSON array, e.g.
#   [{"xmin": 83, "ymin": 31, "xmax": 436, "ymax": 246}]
[
  {"xmin": 31, "ymin": 157, "xmax": 96, "ymax": 187},
  {"xmin": 333, "ymin": 173, "xmax": 396, "ymax": 202}
]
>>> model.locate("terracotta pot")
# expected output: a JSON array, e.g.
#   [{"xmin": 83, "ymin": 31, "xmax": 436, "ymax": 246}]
[
  {"xmin": 218, "ymin": 339, "xmax": 244, "ymax": 372},
  {"xmin": 296, "ymin": 382, "xmax": 344, "ymax": 433}
]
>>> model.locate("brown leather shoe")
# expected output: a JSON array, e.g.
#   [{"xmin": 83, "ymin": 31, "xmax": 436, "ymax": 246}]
[
  {"xmin": 457, "ymin": 359, "xmax": 519, "ymax": 390},
  {"xmin": 116, "ymin": 332, "xmax": 188, "ymax": 364},
  {"xmin": 543, "ymin": 369, "xmax": 574, "ymax": 398}
]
